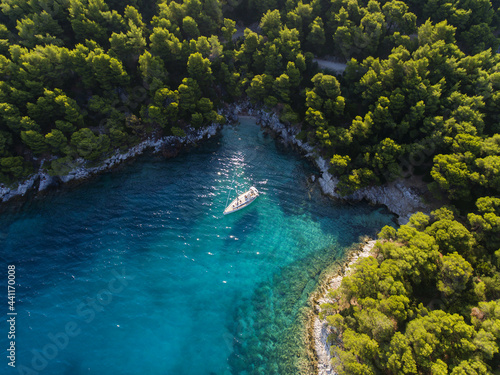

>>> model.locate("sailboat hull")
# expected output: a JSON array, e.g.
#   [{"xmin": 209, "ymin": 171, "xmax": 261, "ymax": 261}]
[{"xmin": 223, "ymin": 187, "xmax": 259, "ymax": 215}]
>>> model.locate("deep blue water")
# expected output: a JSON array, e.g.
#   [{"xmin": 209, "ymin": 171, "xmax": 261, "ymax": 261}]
[{"xmin": 0, "ymin": 118, "xmax": 394, "ymax": 375}]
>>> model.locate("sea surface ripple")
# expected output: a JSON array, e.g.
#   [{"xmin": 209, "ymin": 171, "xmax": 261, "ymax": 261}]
[{"xmin": 0, "ymin": 118, "xmax": 394, "ymax": 374}]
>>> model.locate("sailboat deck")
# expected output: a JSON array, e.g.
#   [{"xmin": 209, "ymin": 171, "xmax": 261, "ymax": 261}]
[{"xmin": 223, "ymin": 187, "xmax": 259, "ymax": 215}]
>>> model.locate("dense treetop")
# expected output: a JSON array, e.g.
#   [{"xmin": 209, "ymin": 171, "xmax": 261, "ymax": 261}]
[
  {"xmin": 321, "ymin": 202, "xmax": 500, "ymax": 374},
  {"xmin": 0, "ymin": 1, "xmax": 499, "ymax": 372},
  {"xmin": 0, "ymin": 0, "xmax": 228, "ymax": 182},
  {"xmin": 0, "ymin": 0, "xmax": 498, "ymax": 204}
]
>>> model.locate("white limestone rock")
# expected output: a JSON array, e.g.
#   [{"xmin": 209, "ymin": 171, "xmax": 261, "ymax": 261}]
[
  {"xmin": 0, "ymin": 122, "xmax": 222, "ymax": 204},
  {"xmin": 0, "ymin": 174, "xmax": 38, "ymax": 202},
  {"xmin": 345, "ymin": 181, "xmax": 428, "ymax": 225},
  {"xmin": 245, "ymin": 104, "xmax": 428, "ymax": 223},
  {"xmin": 314, "ymin": 240, "xmax": 377, "ymax": 375},
  {"xmin": 38, "ymin": 172, "xmax": 56, "ymax": 192}
]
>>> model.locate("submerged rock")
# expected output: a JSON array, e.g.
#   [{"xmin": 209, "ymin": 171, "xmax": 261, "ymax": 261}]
[{"xmin": 161, "ymin": 138, "xmax": 183, "ymax": 158}]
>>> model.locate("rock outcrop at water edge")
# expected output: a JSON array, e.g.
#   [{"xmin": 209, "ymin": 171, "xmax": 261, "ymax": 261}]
[
  {"xmin": 227, "ymin": 103, "xmax": 429, "ymax": 224},
  {"xmin": 313, "ymin": 240, "xmax": 377, "ymax": 375},
  {"xmin": 0, "ymin": 124, "xmax": 220, "ymax": 203}
]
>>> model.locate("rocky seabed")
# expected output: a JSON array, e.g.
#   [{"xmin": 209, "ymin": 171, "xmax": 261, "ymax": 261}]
[
  {"xmin": 312, "ymin": 240, "xmax": 377, "ymax": 375},
  {"xmin": 223, "ymin": 102, "xmax": 429, "ymax": 375},
  {"xmin": 2, "ymin": 103, "xmax": 431, "ymax": 373},
  {"xmin": 0, "ymin": 124, "xmax": 219, "ymax": 203}
]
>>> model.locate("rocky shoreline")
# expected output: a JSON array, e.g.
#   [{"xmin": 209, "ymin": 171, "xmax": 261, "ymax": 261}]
[
  {"xmin": 2, "ymin": 103, "xmax": 429, "ymax": 223},
  {"xmin": 0, "ymin": 123, "xmax": 220, "ymax": 203},
  {"xmin": 312, "ymin": 239, "xmax": 377, "ymax": 375},
  {"xmin": 1, "ymin": 103, "xmax": 427, "ymax": 373},
  {"xmin": 222, "ymin": 102, "xmax": 428, "ymax": 375},
  {"xmin": 224, "ymin": 102, "xmax": 429, "ymax": 225}
]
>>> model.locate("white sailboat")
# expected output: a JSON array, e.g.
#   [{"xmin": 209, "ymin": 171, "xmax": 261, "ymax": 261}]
[{"xmin": 223, "ymin": 186, "xmax": 259, "ymax": 215}]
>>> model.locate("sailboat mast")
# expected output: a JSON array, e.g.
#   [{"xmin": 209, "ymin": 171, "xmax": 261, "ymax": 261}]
[{"xmin": 226, "ymin": 177, "xmax": 234, "ymax": 208}]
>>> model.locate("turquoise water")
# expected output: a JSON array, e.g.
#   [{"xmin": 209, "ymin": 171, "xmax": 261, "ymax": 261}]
[{"xmin": 0, "ymin": 118, "xmax": 394, "ymax": 375}]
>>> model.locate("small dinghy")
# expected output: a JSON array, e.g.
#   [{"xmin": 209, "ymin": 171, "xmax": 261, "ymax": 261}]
[{"xmin": 224, "ymin": 186, "xmax": 259, "ymax": 215}]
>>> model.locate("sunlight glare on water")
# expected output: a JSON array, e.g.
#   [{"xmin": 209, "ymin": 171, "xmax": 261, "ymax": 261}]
[{"xmin": 0, "ymin": 118, "xmax": 394, "ymax": 374}]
